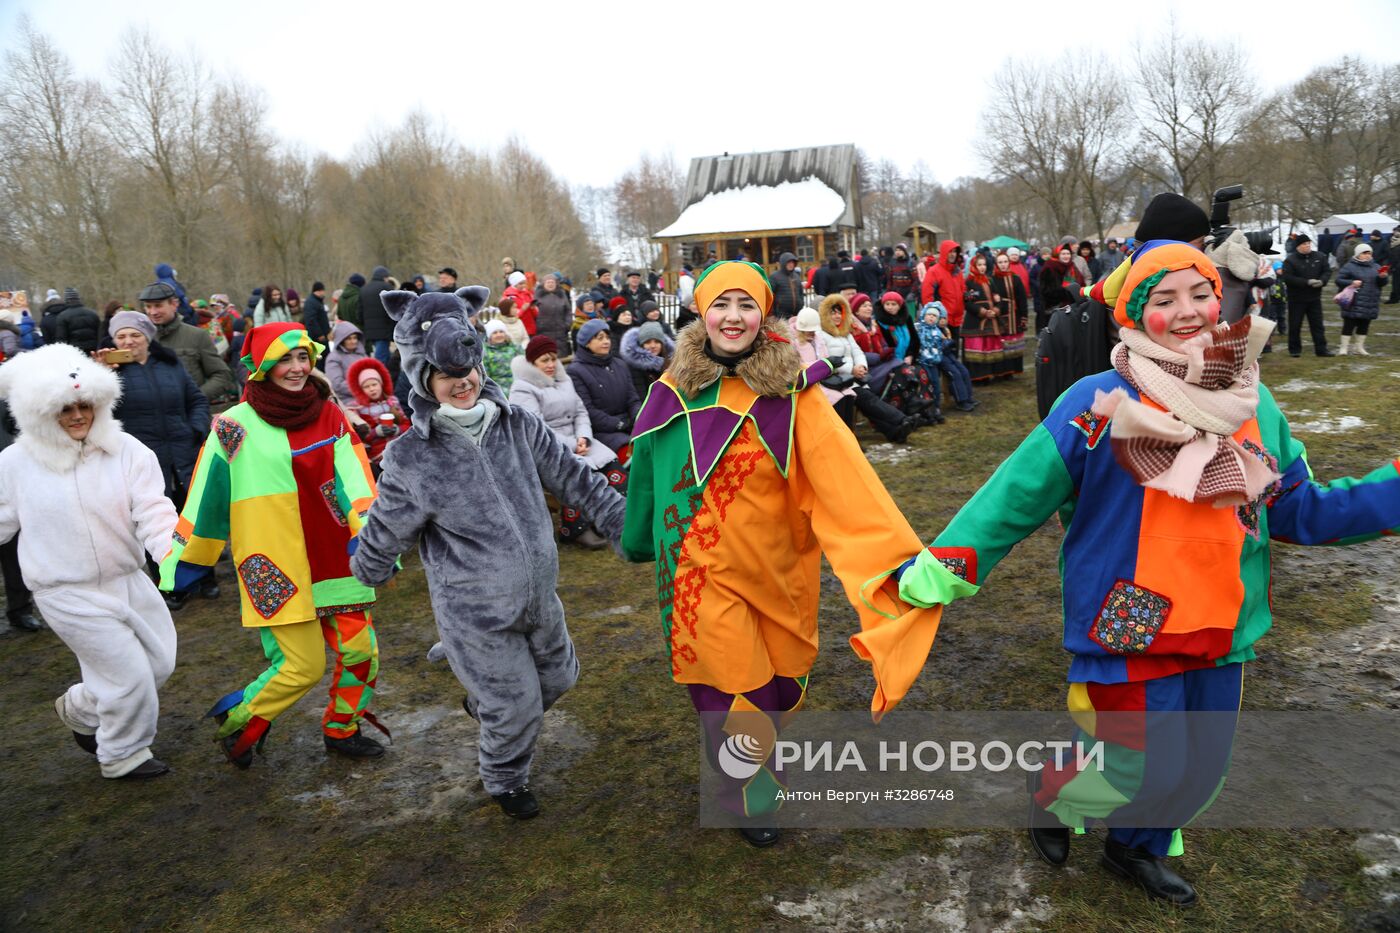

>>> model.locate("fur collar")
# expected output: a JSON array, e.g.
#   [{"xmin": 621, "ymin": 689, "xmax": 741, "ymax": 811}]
[
  {"xmin": 667, "ymin": 317, "xmax": 802, "ymax": 399},
  {"xmin": 819, "ymin": 293, "xmax": 852, "ymax": 338},
  {"xmin": 620, "ymin": 326, "xmax": 674, "ymax": 373},
  {"xmin": 510, "ymin": 353, "xmax": 568, "ymax": 390}
]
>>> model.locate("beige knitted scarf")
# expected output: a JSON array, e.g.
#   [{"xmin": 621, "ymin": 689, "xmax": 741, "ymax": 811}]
[{"xmin": 1091, "ymin": 315, "xmax": 1280, "ymax": 507}]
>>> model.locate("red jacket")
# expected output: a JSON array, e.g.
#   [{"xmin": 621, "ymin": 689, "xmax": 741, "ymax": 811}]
[
  {"xmin": 503, "ymin": 286, "xmax": 538, "ymax": 336},
  {"xmin": 852, "ymin": 317, "xmax": 892, "ymax": 361},
  {"xmin": 921, "ymin": 240, "xmax": 967, "ymax": 328}
]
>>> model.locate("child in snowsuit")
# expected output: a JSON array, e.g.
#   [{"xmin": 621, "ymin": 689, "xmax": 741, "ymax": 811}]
[
  {"xmin": 350, "ymin": 286, "xmax": 626, "ymax": 820},
  {"xmin": 915, "ymin": 303, "xmax": 976, "ymax": 411},
  {"xmin": 345, "ymin": 357, "xmax": 409, "ymax": 466},
  {"xmin": 0, "ymin": 345, "xmax": 178, "ymax": 779},
  {"xmin": 895, "ymin": 241, "xmax": 1400, "ymax": 906}
]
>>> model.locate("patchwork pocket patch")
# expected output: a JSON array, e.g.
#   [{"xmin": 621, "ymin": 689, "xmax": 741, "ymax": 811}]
[
  {"xmin": 1089, "ymin": 580, "xmax": 1171, "ymax": 655},
  {"xmin": 238, "ymin": 554, "xmax": 298, "ymax": 620}
]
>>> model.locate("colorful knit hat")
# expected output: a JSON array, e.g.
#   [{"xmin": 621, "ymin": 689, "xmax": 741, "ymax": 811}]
[
  {"xmin": 693, "ymin": 260, "xmax": 774, "ymax": 316},
  {"xmin": 1113, "ymin": 240, "xmax": 1222, "ymax": 330},
  {"xmin": 240, "ymin": 322, "xmax": 324, "ymax": 380}
]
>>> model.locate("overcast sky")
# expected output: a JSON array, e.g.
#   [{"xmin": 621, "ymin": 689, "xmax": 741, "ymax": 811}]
[{"xmin": 4, "ymin": 0, "xmax": 1398, "ymax": 190}]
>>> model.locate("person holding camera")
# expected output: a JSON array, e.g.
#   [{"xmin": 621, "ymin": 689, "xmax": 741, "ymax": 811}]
[{"xmin": 1279, "ymin": 235, "xmax": 1334, "ymax": 357}]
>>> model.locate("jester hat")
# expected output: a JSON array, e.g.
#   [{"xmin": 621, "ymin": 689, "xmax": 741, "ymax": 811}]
[
  {"xmin": 1112, "ymin": 240, "xmax": 1222, "ymax": 330},
  {"xmin": 240, "ymin": 322, "xmax": 324, "ymax": 380},
  {"xmin": 693, "ymin": 260, "xmax": 774, "ymax": 316}
]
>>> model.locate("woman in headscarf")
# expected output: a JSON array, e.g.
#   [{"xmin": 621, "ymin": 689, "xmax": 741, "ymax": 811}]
[
  {"xmin": 895, "ymin": 240, "xmax": 1400, "ymax": 907},
  {"xmin": 620, "ymin": 261, "xmax": 943, "ymax": 847},
  {"xmin": 161, "ymin": 322, "xmax": 385, "ymax": 768},
  {"xmin": 961, "ymin": 253, "xmax": 1002, "ymax": 382},
  {"xmin": 1037, "ymin": 246, "xmax": 1080, "ymax": 332},
  {"xmin": 988, "ymin": 251, "xmax": 1028, "ymax": 377}
]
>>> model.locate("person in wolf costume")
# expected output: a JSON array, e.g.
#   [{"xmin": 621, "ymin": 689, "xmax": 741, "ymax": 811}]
[{"xmin": 350, "ymin": 286, "xmax": 626, "ymax": 820}]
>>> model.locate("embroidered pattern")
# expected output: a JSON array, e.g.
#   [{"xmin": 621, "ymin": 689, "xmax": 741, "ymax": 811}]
[
  {"xmin": 238, "ymin": 554, "xmax": 298, "ymax": 620},
  {"xmin": 320, "ymin": 479, "xmax": 348, "ymax": 527},
  {"xmin": 1236, "ymin": 438, "xmax": 1283, "ymax": 539},
  {"xmin": 214, "ymin": 416, "xmax": 247, "ymax": 461},
  {"xmin": 1070, "ymin": 409, "xmax": 1109, "ymax": 450},
  {"xmin": 929, "ymin": 546, "xmax": 979, "ymax": 584},
  {"xmin": 173, "ymin": 529, "xmax": 188, "ymax": 547},
  {"xmin": 1089, "ymin": 580, "xmax": 1171, "ymax": 655}
]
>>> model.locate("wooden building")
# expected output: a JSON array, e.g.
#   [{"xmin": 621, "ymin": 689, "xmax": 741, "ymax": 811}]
[{"xmin": 652, "ymin": 144, "xmax": 863, "ymax": 283}]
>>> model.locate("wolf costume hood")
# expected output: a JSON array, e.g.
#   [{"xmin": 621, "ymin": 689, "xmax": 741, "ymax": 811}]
[
  {"xmin": 0, "ymin": 343, "xmax": 124, "ymax": 473},
  {"xmin": 378, "ymin": 286, "xmax": 492, "ymax": 435}
]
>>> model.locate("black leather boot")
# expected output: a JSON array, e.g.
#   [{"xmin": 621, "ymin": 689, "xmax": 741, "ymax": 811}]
[
  {"xmin": 493, "ymin": 786, "xmax": 540, "ymax": 819},
  {"xmin": 72, "ymin": 730, "xmax": 98, "ymax": 755},
  {"xmin": 1027, "ymin": 768, "xmax": 1069, "ymax": 865},
  {"xmin": 115, "ymin": 757, "xmax": 171, "ymax": 780},
  {"xmin": 739, "ymin": 826, "xmax": 781, "ymax": 848},
  {"xmin": 8, "ymin": 609, "xmax": 42, "ymax": 631},
  {"xmin": 324, "ymin": 728, "xmax": 385, "ymax": 759},
  {"xmin": 1100, "ymin": 837, "xmax": 1197, "ymax": 907}
]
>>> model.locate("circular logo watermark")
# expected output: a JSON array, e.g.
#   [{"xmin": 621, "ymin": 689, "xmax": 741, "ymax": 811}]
[{"xmin": 717, "ymin": 732, "xmax": 766, "ymax": 780}]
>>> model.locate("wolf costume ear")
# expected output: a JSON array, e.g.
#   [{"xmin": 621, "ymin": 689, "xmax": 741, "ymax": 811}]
[
  {"xmin": 455, "ymin": 286, "xmax": 490, "ymax": 319},
  {"xmin": 380, "ymin": 290, "xmax": 417, "ymax": 322}
]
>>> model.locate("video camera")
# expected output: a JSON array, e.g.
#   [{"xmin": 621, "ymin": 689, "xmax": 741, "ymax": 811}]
[{"xmin": 1209, "ymin": 184, "xmax": 1275, "ymax": 254}]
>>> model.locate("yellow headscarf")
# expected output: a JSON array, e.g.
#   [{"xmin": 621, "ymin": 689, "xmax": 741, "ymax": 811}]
[{"xmin": 693, "ymin": 261, "xmax": 774, "ymax": 316}]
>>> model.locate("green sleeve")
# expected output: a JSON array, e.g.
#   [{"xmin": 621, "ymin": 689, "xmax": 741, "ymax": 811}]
[
  {"xmin": 621, "ymin": 431, "xmax": 657, "ymax": 562},
  {"xmin": 159, "ymin": 433, "xmax": 231, "ymax": 591}
]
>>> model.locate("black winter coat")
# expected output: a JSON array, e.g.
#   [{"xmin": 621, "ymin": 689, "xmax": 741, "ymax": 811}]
[
  {"xmin": 567, "ymin": 347, "xmax": 642, "ymax": 453},
  {"xmin": 113, "ymin": 343, "xmax": 211, "ymax": 501},
  {"xmin": 533, "ymin": 288, "xmax": 573, "ymax": 348},
  {"xmin": 359, "ymin": 272, "xmax": 395, "ymax": 342},
  {"xmin": 54, "ymin": 304, "xmax": 103, "ymax": 352},
  {"xmin": 855, "ymin": 255, "xmax": 883, "ymax": 296},
  {"xmin": 770, "ymin": 252, "xmax": 805, "ymax": 319},
  {"xmin": 39, "ymin": 301, "xmax": 66, "ymax": 345},
  {"xmin": 618, "ymin": 284, "xmax": 653, "ymax": 314},
  {"xmin": 302, "ymin": 293, "xmax": 331, "ymax": 344},
  {"xmin": 1280, "ymin": 251, "xmax": 1330, "ymax": 299},
  {"xmin": 1336, "ymin": 259, "xmax": 1388, "ymax": 321}
]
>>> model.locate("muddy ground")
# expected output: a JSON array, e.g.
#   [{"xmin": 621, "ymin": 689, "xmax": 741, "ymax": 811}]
[{"xmin": 2, "ymin": 311, "xmax": 1398, "ymax": 931}]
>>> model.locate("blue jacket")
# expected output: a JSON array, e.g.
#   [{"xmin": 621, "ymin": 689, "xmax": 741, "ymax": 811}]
[
  {"xmin": 154, "ymin": 262, "xmax": 196, "ymax": 324},
  {"xmin": 113, "ymin": 342, "xmax": 211, "ymax": 499}
]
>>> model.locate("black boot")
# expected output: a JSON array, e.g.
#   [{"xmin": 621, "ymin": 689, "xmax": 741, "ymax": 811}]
[
  {"xmin": 324, "ymin": 728, "xmax": 385, "ymax": 759},
  {"xmin": 199, "ymin": 578, "xmax": 221, "ymax": 600},
  {"xmin": 163, "ymin": 590, "xmax": 190, "ymax": 612},
  {"xmin": 1027, "ymin": 768, "xmax": 1069, "ymax": 865},
  {"xmin": 8, "ymin": 609, "xmax": 42, "ymax": 632},
  {"xmin": 890, "ymin": 417, "xmax": 917, "ymax": 444},
  {"xmin": 493, "ymin": 785, "xmax": 540, "ymax": 819},
  {"xmin": 739, "ymin": 826, "xmax": 781, "ymax": 848},
  {"xmin": 1100, "ymin": 838, "xmax": 1197, "ymax": 907},
  {"xmin": 72, "ymin": 731, "xmax": 98, "ymax": 755}
]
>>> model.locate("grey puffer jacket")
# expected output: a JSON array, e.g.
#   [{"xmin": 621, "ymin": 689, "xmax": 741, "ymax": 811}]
[
  {"xmin": 350, "ymin": 380, "xmax": 627, "ymax": 623},
  {"xmin": 1336, "ymin": 257, "xmax": 1388, "ymax": 321}
]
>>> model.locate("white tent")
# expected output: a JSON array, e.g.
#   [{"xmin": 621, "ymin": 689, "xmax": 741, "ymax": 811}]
[{"xmin": 1315, "ymin": 212, "xmax": 1398, "ymax": 235}]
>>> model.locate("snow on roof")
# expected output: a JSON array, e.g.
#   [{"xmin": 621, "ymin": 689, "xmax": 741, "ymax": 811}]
[
  {"xmin": 654, "ymin": 176, "xmax": 846, "ymax": 239},
  {"xmin": 1317, "ymin": 212, "xmax": 1398, "ymax": 233}
]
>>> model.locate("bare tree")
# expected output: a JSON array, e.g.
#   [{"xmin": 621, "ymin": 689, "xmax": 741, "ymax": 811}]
[
  {"xmin": 612, "ymin": 152, "xmax": 684, "ymax": 268},
  {"xmin": 1132, "ymin": 22, "xmax": 1260, "ymax": 203}
]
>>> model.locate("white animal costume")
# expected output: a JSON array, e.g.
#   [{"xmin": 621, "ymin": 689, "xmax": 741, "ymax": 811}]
[{"xmin": 0, "ymin": 345, "xmax": 178, "ymax": 777}]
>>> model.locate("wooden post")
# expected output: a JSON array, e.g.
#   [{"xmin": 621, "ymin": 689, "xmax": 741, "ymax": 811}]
[
  {"xmin": 660, "ymin": 241, "xmax": 671, "ymax": 291},
  {"xmin": 761, "ymin": 236, "xmax": 770, "ymax": 270},
  {"xmin": 815, "ymin": 231, "xmax": 826, "ymax": 263},
  {"xmin": 911, "ymin": 227, "xmax": 921, "ymax": 256}
]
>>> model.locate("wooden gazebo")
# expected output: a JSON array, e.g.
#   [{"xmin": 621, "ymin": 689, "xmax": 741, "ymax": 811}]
[
  {"xmin": 652, "ymin": 144, "xmax": 863, "ymax": 285},
  {"xmin": 904, "ymin": 222, "xmax": 951, "ymax": 258}
]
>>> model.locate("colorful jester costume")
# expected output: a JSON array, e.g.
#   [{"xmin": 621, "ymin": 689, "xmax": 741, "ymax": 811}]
[
  {"xmin": 621, "ymin": 262, "xmax": 941, "ymax": 817},
  {"xmin": 898, "ymin": 242, "xmax": 1400, "ymax": 856},
  {"xmin": 161, "ymin": 323, "xmax": 380, "ymax": 761}
]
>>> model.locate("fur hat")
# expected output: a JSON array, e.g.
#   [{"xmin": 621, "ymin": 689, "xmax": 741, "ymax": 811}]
[{"xmin": 0, "ymin": 343, "xmax": 124, "ymax": 473}]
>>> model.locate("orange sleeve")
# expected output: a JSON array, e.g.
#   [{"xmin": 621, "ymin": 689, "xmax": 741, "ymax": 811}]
[{"xmin": 793, "ymin": 393, "xmax": 941, "ymax": 721}]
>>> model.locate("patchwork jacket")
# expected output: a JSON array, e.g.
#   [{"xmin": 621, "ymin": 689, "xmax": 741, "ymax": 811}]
[
  {"xmin": 900, "ymin": 369, "xmax": 1400, "ymax": 684},
  {"xmin": 160, "ymin": 397, "xmax": 378, "ymax": 626}
]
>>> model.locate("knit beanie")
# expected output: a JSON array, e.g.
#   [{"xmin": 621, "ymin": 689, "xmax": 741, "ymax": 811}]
[
  {"xmin": 577, "ymin": 319, "xmax": 609, "ymax": 349},
  {"xmin": 508, "ymin": 271, "xmax": 527, "ymax": 288},
  {"xmin": 1113, "ymin": 241, "xmax": 1222, "ymax": 331},
  {"xmin": 636, "ymin": 321, "xmax": 667, "ymax": 345},
  {"xmin": 241, "ymin": 322, "xmax": 324, "ymax": 379},
  {"xmin": 484, "ymin": 319, "xmax": 508, "ymax": 338},
  {"xmin": 1134, "ymin": 193, "xmax": 1211, "ymax": 244},
  {"xmin": 607, "ymin": 296, "xmax": 628, "ymax": 313},
  {"xmin": 63, "ymin": 287, "xmax": 81, "ymax": 306},
  {"xmin": 525, "ymin": 335, "xmax": 558, "ymax": 362},
  {"xmin": 286, "ymin": 288, "xmax": 300, "ymax": 302},
  {"xmin": 357, "ymin": 366, "xmax": 384, "ymax": 388},
  {"xmin": 575, "ymin": 293, "xmax": 596, "ymax": 309},
  {"xmin": 349, "ymin": 273, "xmax": 366, "ymax": 287},
  {"xmin": 108, "ymin": 309, "xmax": 157, "ymax": 342},
  {"xmin": 693, "ymin": 260, "xmax": 774, "ymax": 316},
  {"xmin": 850, "ymin": 292, "xmax": 872, "ymax": 314},
  {"xmin": 880, "ymin": 291, "xmax": 904, "ymax": 307},
  {"xmin": 1354, "ymin": 242, "xmax": 1374, "ymax": 257}
]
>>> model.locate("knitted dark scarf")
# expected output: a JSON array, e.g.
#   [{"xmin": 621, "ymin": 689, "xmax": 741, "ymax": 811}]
[
  {"xmin": 245, "ymin": 377, "xmax": 329, "ymax": 429},
  {"xmin": 703, "ymin": 339, "xmax": 757, "ymax": 375}
]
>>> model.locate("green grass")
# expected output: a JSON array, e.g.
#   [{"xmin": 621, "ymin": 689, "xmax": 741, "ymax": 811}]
[{"xmin": 2, "ymin": 317, "xmax": 1397, "ymax": 931}]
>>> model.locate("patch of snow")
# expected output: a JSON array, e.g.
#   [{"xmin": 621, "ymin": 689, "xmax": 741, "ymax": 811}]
[
  {"xmin": 1290, "ymin": 415, "xmax": 1369, "ymax": 433},
  {"xmin": 865, "ymin": 443, "xmax": 915, "ymax": 465},
  {"xmin": 1358, "ymin": 834, "xmax": 1400, "ymax": 879},
  {"xmin": 654, "ymin": 177, "xmax": 845, "ymax": 238},
  {"xmin": 1271, "ymin": 379, "xmax": 1356, "ymax": 394},
  {"xmin": 580, "ymin": 605, "xmax": 636, "ymax": 618}
]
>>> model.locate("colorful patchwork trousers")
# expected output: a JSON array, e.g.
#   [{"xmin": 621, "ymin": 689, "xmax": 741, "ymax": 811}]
[
  {"xmin": 1035, "ymin": 662, "xmax": 1244, "ymax": 857},
  {"xmin": 211, "ymin": 611, "xmax": 379, "ymax": 749},
  {"xmin": 690, "ymin": 674, "xmax": 808, "ymax": 819}
]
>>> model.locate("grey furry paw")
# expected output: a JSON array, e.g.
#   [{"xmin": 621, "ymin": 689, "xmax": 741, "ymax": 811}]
[{"xmin": 426, "ymin": 642, "xmax": 447, "ymax": 662}]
